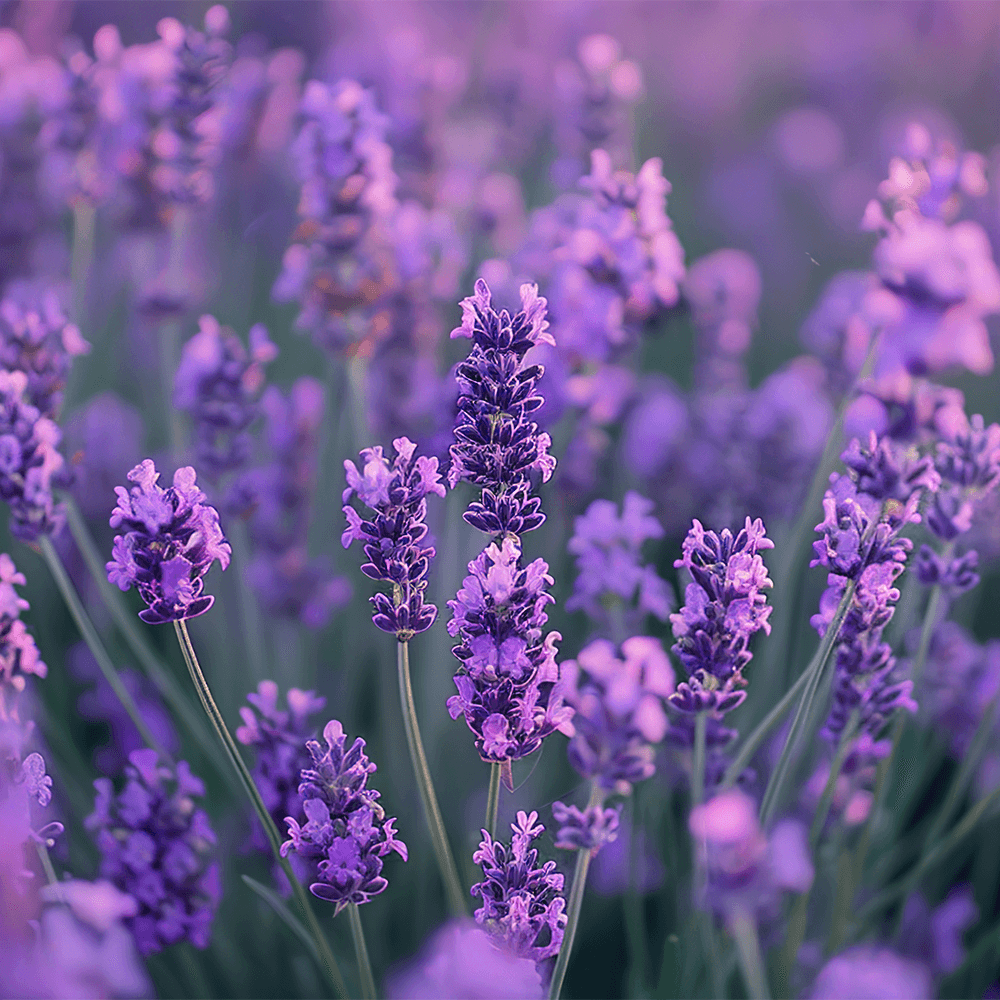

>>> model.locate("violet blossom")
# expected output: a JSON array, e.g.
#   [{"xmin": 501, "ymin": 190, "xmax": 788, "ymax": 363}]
[{"xmin": 0, "ymin": 553, "xmax": 46, "ymax": 722}]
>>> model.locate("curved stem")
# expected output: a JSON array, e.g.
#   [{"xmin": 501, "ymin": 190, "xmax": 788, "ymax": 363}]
[
  {"xmin": 63, "ymin": 497, "xmax": 225, "ymax": 773},
  {"xmin": 486, "ymin": 761, "xmax": 502, "ymax": 839},
  {"xmin": 692, "ymin": 712, "xmax": 707, "ymax": 807},
  {"xmin": 809, "ymin": 711, "xmax": 860, "ymax": 851},
  {"xmin": 41, "ymin": 536, "xmax": 165, "ymax": 755},
  {"xmin": 396, "ymin": 641, "xmax": 467, "ymax": 916},
  {"xmin": 731, "ymin": 910, "xmax": 771, "ymax": 1000},
  {"xmin": 173, "ymin": 620, "xmax": 347, "ymax": 999},
  {"xmin": 759, "ymin": 577, "xmax": 857, "ymax": 828},
  {"xmin": 347, "ymin": 903, "xmax": 377, "ymax": 1000}
]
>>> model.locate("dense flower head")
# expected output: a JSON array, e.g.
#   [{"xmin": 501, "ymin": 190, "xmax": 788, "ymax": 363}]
[
  {"xmin": 448, "ymin": 278, "xmax": 556, "ymax": 535},
  {"xmin": 0, "ymin": 282, "xmax": 89, "ymax": 417},
  {"xmin": 342, "ymin": 436, "xmax": 445, "ymax": 637},
  {"xmin": 86, "ymin": 748, "xmax": 220, "ymax": 955},
  {"xmin": 840, "ymin": 431, "xmax": 940, "ymax": 504},
  {"xmin": 107, "ymin": 459, "xmax": 231, "ymax": 624},
  {"xmin": 281, "ymin": 720, "xmax": 406, "ymax": 912},
  {"xmin": 273, "ymin": 78, "xmax": 398, "ymax": 352},
  {"xmin": 174, "ymin": 315, "xmax": 278, "ymax": 481},
  {"xmin": 387, "ymin": 919, "xmax": 543, "ymax": 1000},
  {"xmin": 0, "ymin": 554, "xmax": 46, "ymax": 721},
  {"xmin": 471, "ymin": 811, "xmax": 567, "ymax": 980},
  {"xmin": 447, "ymin": 537, "xmax": 573, "ymax": 767},
  {"xmin": 566, "ymin": 491, "xmax": 673, "ymax": 631},
  {"xmin": 562, "ymin": 636, "xmax": 674, "ymax": 794},
  {"xmin": 689, "ymin": 789, "xmax": 813, "ymax": 925},
  {"xmin": 551, "ymin": 800, "xmax": 622, "ymax": 854},
  {"xmin": 236, "ymin": 681, "xmax": 326, "ymax": 855}
]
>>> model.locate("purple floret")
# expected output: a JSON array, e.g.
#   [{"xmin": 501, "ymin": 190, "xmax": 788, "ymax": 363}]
[
  {"xmin": 551, "ymin": 801, "xmax": 621, "ymax": 854},
  {"xmin": 280, "ymin": 720, "xmax": 407, "ymax": 913},
  {"xmin": 106, "ymin": 459, "xmax": 231, "ymax": 624}
]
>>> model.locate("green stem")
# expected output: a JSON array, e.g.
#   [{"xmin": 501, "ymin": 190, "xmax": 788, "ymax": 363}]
[
  {"xmin": 486, "ymin": 761, "xmax": 502, "ymax": 839},
  {"xmin": 692, "ymin": 712, "xmax": 707, "ymax": 807},
  {"xmin": 347, "ymin": 903, "xmax": 377, "ymax": 1000},
  {"xmin": 549, "ymin": 786, "xmax": 602, "ymax": 1000},
  {"xmin": 63, "ymin": 496, "xmax": 225, "ymax": 773},
  {"xmin": 71, "ymin": 200, "xmax": 96, "ymax": 328},
  {"xmin": 731, "ymin": 910, "xmax": 771, "ymax": 1000},
  {"xmin": 910, "ymin": 577, "xmax": 948, "ymax": 690},
  {"xmin": 173, "ymin": 620, "xmax": 347, "ymax": 999},
  {"xmin": 809, "ymin": 711, "xmax": 860, "ymax": 851},
  {"xmin": 40, "ymin": 535, "xmax": 164, "ymax": 754},
  {"xmin": 759, "ymin": 577, "xmax": 858, "ymax": 828},
  {"xmin": 228, "ymin": 519, "xmax": 267, "ymax": 684},
  {"xmin": 396, "ymin": 641, "xmax": 467, "ymax": 916}
]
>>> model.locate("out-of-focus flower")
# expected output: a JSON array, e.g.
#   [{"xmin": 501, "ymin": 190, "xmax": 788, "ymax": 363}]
[
  {"xmin": 809, "ymin": 945, "xmax": 932, "ymax": 999},
  {"xmin": 0, "ymin": 553, "xmax": 46, "ymax": 722},
  {"xmin": 551, "ymin": 800, "xmax": 621, "ymax": 854},
  {"xmin": 107, "ymin": 459, "xmax": 231, "ymax": 624},
  {"xmin": 897, "ymin": 887, "xmax": 977, "ymax": 978},
  {"xmin": 281, "ymin": 720, "xmax": 407, "ymax": 912}
]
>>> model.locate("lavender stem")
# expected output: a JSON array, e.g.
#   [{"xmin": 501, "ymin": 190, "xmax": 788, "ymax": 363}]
[
  {"xmin": 809, "ymin": 710, "xmax": 861, "ymax": 850},
  {"xmin": 396, "ymin": 640, "xmax": 467, "ymax": 916},
  {"xmin": 40, "ymin": 535, "xmax": 165, "ymax": 754},
  {"xmin": 731, "ymin": 910, "xmax": 772, "ymax": 1000},
  {"xmin": 486, "ymin": 761, "xmax": 502, "ymax": 839},
  {"xmin": 692, "ymin": 712, "xmax": 708, "ymax": 806},
  {"xmin": 347, "ymin": 903, "xmax": 377, "ymax": 1000},
  {"xmin": 173, "ymin": 619, "xmax": 348, "ymax": 999}
]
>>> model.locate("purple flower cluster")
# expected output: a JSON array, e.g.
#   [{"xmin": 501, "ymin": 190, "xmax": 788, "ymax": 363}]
[
  {"xmin": 281, "ymin": 719, "xmax": 407, "ymax": 912},
  {"xmin": 107, "ymin": 459, "xmax": 231, "ymax": 624},
  {"xmin": 342, "ymin": 436, "xmax": 445, "ymax": 638},
  {"xmin": 236, "ymin": 681, "xmax": 326, "ymax": 855},
  {"xmin": 446, "ymin": 537, "xmax": 573, "ymax": 767},
  {"xmin": 551, "ymin": 800, "xmax": 622, "ymax": 854},
  {"xmin": 560, "ymin": 636, "xmax": 674, "ymax": 795},
  {"xmin": 448, "ymin": 278, "xmax": 556, "ymax": 536},
  {"xmin": 273, "ymin": 79, "xmax": 397, "ymax": 353},
  {"xmin": 86, "ymin": 748, "xmax": 220, "ymax": 955},
  {"xmin": 174, "ymin": 315, "xmax": 278, "ymax": 481},
  {"xmin": 231, "ymin": 378, "xmax": 351, "ymax": 628},
  {"xmin": 0, "ymin": 554, "xmax": 47, "ymax": 722},
  {"xmin": 566, "ymin": 491, "xmax": 673, "ymax": 634},
  {"xmin": 471, "ymin": 810, "xmax": 566, "ymax": 981}
]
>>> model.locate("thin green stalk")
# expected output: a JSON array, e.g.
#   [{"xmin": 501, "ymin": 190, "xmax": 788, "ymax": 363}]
[
  {"xmin": 71, "ymin": 200, "xmax": 96, "ymax": 328},
  {"xmin": 731, "ymin": 910, "xmax": 771, "ymax": 1000},
  {"xmin": 396, "ymin": 641, "xmax": 466, "ymax": 916},
  {"xmin": 486, "ymin": 761, "xmax": 502, "ymax": 839},
  {"xmin": 347, "ymin": 903, "xmax": 377, "ymax": 1000},
  {"xmin": 909, "ymin": 576, "xmax": 948, "ymax": 690},
  {"xmin": 810, "ymin": 711, "xmax": 860, "ymax": 851},
  {"xmin": 40, "ymin": 536, "xmax": 165, "ymax": 755},
  {"xmin": 759, "ymin": 577, "xmax": 858, "ymax": 828},
  {"xmin": 227, "ymin": 519, "xmax": 267, "ymax": 684},
  {"xmin": 161, "ymin": 205, "xmax": 192, "ymax": 456},
  {"xmin": 692, "ymin": 712, "xmax": 707, "ymax": 807},
  {"xmin": 173, "ymin": 620, "xmax": 347, "ymax": 999},
  {"xmin": 549, "ymin": 785, "xmax": 603, "ymax": 1000},
  {"xmin": 63, "ymin": 496, "xmax": 225, "ymax": 773},
  {"xmin": 36, "ymin": 842, "xmax": 62, "ymax": 894}
]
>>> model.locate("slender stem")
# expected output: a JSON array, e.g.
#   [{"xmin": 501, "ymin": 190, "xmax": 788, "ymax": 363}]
[
  {"xmin": 173, "ymin": 620, "xmax": 347, "ymax": 999},
  {"xmin": 692, "ymin": 712, "xmax": 707, "ymax": 807},
  {"xmin": 731, "ymin": 910, "xmax": 772, "ymax": 1000},
  {"xmin": 161, "ymin": 206, "xmax": 192, "ymax": 457},
  {"xmin": 347, "ymin": 903, "xmax": 377, "ymax": 1000},
  {"xmin": 396, "ymin": 641, "xmax": 467, "ymax": 916},
  {"xmin": 63, "ymin": 497, "xmax": 225, "ymax": 773},
  {"xmin": 35, "ymin": 841, "xmax": 62, "ymax": 894},
  {"xmin": 486, "ymin": 761, "xmax": 502, "ymax": 839},
  {"xmin": 549, "ymin": 784, "xmax": 602, "ymax": 1000},
  {"xmin": 910, "ymin": 576, "xmax": 948, "ymax": 690},
  {"xmin": 809, "ymin": 712, "xmax": 860, "ymax": 851},
  {"xmin": 227, "ymin": 519, "xmax": 267, "ymax": 684},
  {"xmin": 71, "ymin": 200, "xmax": 96, "ymax": 328},
  {"xmin": 40, "ymin": 536, "xmax": 164, "ymax": 754},
  {"xmin": 759, "ymin": 577, "xmax": 857, "ymax": 828}
]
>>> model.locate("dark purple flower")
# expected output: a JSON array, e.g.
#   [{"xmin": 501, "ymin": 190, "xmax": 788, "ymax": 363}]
[
  {"xmin": 840, "ymin": 431, "xmax": 940, "ymax": 504},
  {"xmin": 107, "ymin": 459, "xmax": 231, "ymax": 624},
  {"xmin": 174, "ymin": 315, "xmax": 277, "ymax": 481},
  {"xmin": 446, "ymin": 537, "xmax": 573, "ymax": 768},
  {"xmin": 86, "ymin": 748, "xmax": 220, "ymax": 955},
  {"xmin": 915, "ymin": 545, "xmax": 979, "ymax": 593},
  {"xmin": 342, "ymin": 436, "xmax": 445, "ymax": 638},
  {"xmin": 280, "ymin": 720, "xmax": 407, "ymax": 912},
  {"xmin": 471, "ymin": 810, "xmax": 566, "ymax": 981},
  {"xmin": 236, "ymin": 681, "xmax": 326, "ymax": 855},
  {"xmin": 551, "ymin": 800, "xmax": 621, "ymax": 854},
  {"xmin": 562, "ymin": 636, "xmax": 674, "ymax": 794}
]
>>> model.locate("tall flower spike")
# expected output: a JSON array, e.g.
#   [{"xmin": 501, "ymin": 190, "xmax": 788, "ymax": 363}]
[
  {"xmin": 448, "ymin": 278, "xmax": 556, "ymax": 536},
  {"xmin": 85, "ymin": 748, "xmax": 220, "ymax": 956},
  {"xmin": 342, "ymin": 436, "xmax": 445, "ymax": 638},
  {"xmin": 107, "ymin": 459, "xmax": 231, "ymax": 624},
  {"xmin": 471, "ymin": 810, "xmax": 567, "ymax": 983},
  {"xmin": 0, "ymin": 553, "xmax": 46, "ymax": 721},
  {"xmin": 280, "ymin": 720, "xmax": 407, "ymax": 913}
]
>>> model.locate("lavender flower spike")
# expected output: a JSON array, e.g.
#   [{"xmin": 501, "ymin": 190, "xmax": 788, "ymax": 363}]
[
  {"xmin": 281, "ymin": 719, "xmax": 407, "ymax": 913},
  {"xmin": 107, "ymin": 459, "xmax": 231, "ymax": 624},
  {"xmin": 343, "ymin": 436, "xmax": 445, "ymax": 638}
]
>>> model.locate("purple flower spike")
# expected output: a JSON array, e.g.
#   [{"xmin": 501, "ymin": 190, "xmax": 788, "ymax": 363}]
[
  {"xmin": 280, "ymin": 719, "xmax": 407, "ymax": 913},
  {"xmin": 343, "ymin": 436, "xmax": 445, "ymax": 638},
  {"xmin": 0, "ymin": 553, "xmax": 46, "ymax": 720},
  {"xmin": 107, "ymin": 459, "xmax": 231, "ymax": 624},
  {"xmin": 552, "ymin": 801, "xmax": 621, "ymax": 854},
  {"xmin": 85, "ymin": 749, "xmax": 220, "ymax": 956},
  {"xmin": 448, "ymin": 278, "xmax": 556, "ymax": 536},
  {"xmin": 471, "ymin": 810, "xmax": 566, "ymax": 983}
]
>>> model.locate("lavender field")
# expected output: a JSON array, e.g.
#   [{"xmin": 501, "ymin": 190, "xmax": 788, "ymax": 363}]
[{"xmin": 3, "ymin": 2, "xmax": 1000, "ymax": 998}]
